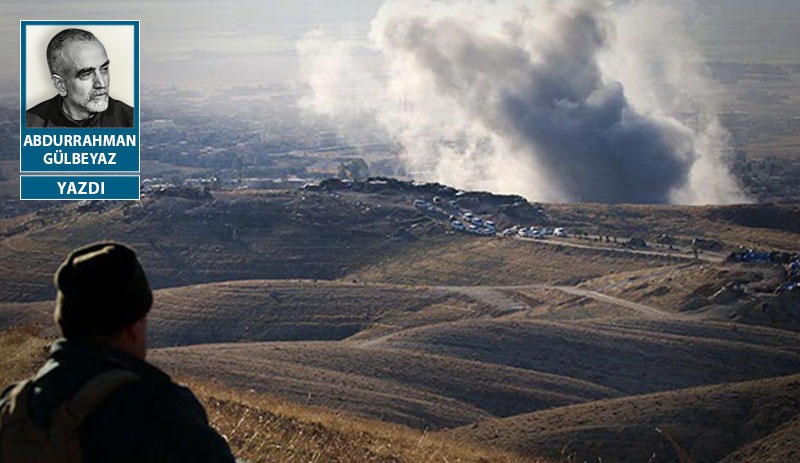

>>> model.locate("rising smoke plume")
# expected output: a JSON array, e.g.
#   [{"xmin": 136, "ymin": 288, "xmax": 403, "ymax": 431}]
[{"xmin": 297, "ymin": 0, "xmax": 749, "ymax": 204}]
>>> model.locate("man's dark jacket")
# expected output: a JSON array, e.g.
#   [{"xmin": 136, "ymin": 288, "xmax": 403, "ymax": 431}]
[
  {"xmin": 0, "ymin": 339, "xmax": 235, "ymax": 463},
  {"xmin": 26, "ymin": 95, "xmax": 134, "ymax": 128}
]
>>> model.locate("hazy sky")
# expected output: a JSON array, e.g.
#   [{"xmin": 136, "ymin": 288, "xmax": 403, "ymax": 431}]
[
  {"xmin": 2, "ymin": 0, "xmax": 799, "ymax": 96},
  {"xmin": 4, "ymin": 0, "xmax": 383, "ymax": 93}
]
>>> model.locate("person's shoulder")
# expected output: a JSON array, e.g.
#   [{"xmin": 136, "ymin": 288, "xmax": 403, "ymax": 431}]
[
  {"xmin": 109, "ymin": 375, "xmax": 214, "ymax": 436},
  {"xmin": 109, "ymin": 96, "xmax": 133, "ymax": 109},
  {"xmin": 104, "ymin": 97, "xmax": 134, "ymax": 128},
  {"xmin": 88, "ymin": 364, "xmax": 236, "ymax": 462},
  {"xmin": 87, "ymin": 368, "xmax": 194, "ymax": 428},
  {"xmin": 25, "ymin": 111, "xmax": 46, "ymax": 128},
  {"xmin": 27, "ymin": 95, "xmax": 58, "ymax": 113},
  {"xmin": 107, "ymin": 96, "xmax": 133, "ymax": 113},
  {"xmin": 26, "ymin": 96, "xmax": 58, "ymax": 128},
  {"xmin": 119, "ymin": 367, "xmax": 202, "ymax": 411},
  {"xmin": 151, "ymin": 380, "xmax": 208, "ymax": 417}
]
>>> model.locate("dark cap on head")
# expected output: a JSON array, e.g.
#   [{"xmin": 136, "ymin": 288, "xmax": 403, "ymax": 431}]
[{"xmin": 54, "ymin": 242, "xmax": 152, "ymax": 337}]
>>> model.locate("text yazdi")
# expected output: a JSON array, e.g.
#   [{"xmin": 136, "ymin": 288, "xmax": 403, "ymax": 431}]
[{"xmin": 57, "ymin": 181, "xmax": 105, "ymax": 195}]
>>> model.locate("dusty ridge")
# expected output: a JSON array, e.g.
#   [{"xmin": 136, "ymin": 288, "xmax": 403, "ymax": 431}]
[
  {"xmin": 552, "ymin": 285, "xmax": 687, "ymax": 320},
  {"xmin": 151, "ymin": 341, "xmax": 619, "ymax": 429},
  {"xmin": 0, "ymin": 329, "xmax": 536, "ymax": 463},
  {"xmin": 147, "ymin": 280, "xmax": 476, "ymax": 347},
  {"xmin": 0, "ymin": 301, "xmax": 53, "ymax": 334},
  {"xmin": 718, "ymin": 413, "xmax": 800, "ymax": 463},
  {"xmin": 570, "ymin": 318, "xmax": 800, "ymax": 355},
  {"xmin": 446, "ymin": 374, "xmax": 800, "ymax": 463},
  {"xmin": 580, "ymin": 260, "xmax": 800, "ymax": 331},
  {"xmin": 362, "ymin": 318, "xmax": 800, "ymax": 396},
  {"xmin": 354, "ymin": 236, "xmax": 684, "ymax": 286},
  {"xmin": 544, "ymin": 202, "xmax": 800, "ymax": 252},
  {"xmin": 0, "ymin": 192, "xmax": 429, "ymax": 302},
  {"xmin": 148, "ymin": 316, "xmax": 800, "ymax": 430}
]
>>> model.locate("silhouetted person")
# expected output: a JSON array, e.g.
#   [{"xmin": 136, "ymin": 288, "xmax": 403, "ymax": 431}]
[
  {"xmin": 27, "ymin": 28, "xmax": 133, "ymax": 128},
  {"xmin": 0, "ymin": 242, "xmax": 234, "ymax": 462}
]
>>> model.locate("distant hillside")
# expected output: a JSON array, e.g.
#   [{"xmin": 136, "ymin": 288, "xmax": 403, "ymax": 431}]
[
  {"xmin": 361, "ymin": 318, "xmax": 800, "ymax": 396},
  {"xmin": 152, "ymin": 341, "xmax": 618, "ymax": 429},
  {"xmin": 544, "ymin": 202, "xmax": 800, "ymax": 252},
  {"xmin": 0, "ymin": 280, "xmax": 498, "ymax": 346},
  {"xmin": 148, "ymin": 314, "xmax": 800, "ymax": 429},
  {"xmin": 146, "ymin": 280, "xmax": 500, "ymax": 347},
  {"xmin": 580, "ymin": 261, "xmax": 800, "ymax": 332},
  {"xmin": 3, "ymin": 183, "xmax": 799, "ymax": 304},
  {"xmin": 0, "ymin": 189, "xmax": 434, "ymax": 302},
  {"xmin": 353, "ymin": 236, "xmax": 684, "ymax": 286}
]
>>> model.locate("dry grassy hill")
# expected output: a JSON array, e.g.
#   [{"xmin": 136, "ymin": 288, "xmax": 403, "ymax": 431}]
[
  {"xmin": 0, "ymin": 190, "xmax": 432, "ymax": 302},
  {"xmin": 152, "ymin": 343, "xmax": 615, "ymax": 429},
  {"xmin": 579, "ymin": 260, "xmax": 800, "ymax": 331},
  {"xmin": 0, "ymin": 301, "xmax": 52, "ymax": 334},
  {"xmin": 152, "ymin": 341, "xmax": 617, "ymax": 429},
  {"xmin": 545, "ymin": 202, "xmax": 800, "ymax": 252},
  {"xmin": 145, "ymin": 313, "xmax": 800, "ymax": 431},
  {"xmin": 345, "ymin": 318, "xmax": 800, "ymax": 396},
  {"xmin": 147, "ymin": 280, "xmax": 501, "ymax": 347},
  {"xmin": 0, "ymin": 280, "xmax": 507, "ymax": 346},
  {"xmin": 446, "ymin": 374, "xmax": 800, "ymax": 463},
  {"xmin": 0, "ymin": 330, "xmax": 535, "ymax": 463},
  {"xmin": 353, "ymin": 236, "xmax": 685, "ymax": 286},
  {"xmin": 4, "ymin": 186, "xmax": 800, "ymax": 462},
  {"xmin": 4, "ymin": 187, "xmax": 798, "ymax": 304}
]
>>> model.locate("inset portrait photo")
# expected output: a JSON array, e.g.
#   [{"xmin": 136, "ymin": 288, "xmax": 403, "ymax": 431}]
[{"xmin": 22, "ymin": 22, "xmax": 137, "ymax": 128}]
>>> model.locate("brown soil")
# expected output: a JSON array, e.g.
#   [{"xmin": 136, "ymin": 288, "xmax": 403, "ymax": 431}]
[
  {"xmin": 446, "ymin": 374, "xmax": 800, "ymax": 463},
  {"xmin": 3, "ymin": 189, "xmax": 800, "ymax": 462}
]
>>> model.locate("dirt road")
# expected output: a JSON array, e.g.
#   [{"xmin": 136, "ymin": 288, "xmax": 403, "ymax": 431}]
[
  {"xmin": 551, "ymin": 285, "xmax": 689, "ymax": 320},
  {"xmin": 442, "ymin": 283, "xmax": 686, "ymax": 321},
  {"xmin": 516, "ymin": 235, "xmax": 725, "ymax": 263}
]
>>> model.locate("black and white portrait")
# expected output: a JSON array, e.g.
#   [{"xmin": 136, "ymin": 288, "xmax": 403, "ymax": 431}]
[{"xmin": 25, "ymin": 25, "xmax": 135, "ymax": 128}]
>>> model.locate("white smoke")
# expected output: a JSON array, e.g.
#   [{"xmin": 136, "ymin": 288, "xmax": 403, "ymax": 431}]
[{"xmin": 297, "ymin": 0, "xmax": 750, "ymax": 204}]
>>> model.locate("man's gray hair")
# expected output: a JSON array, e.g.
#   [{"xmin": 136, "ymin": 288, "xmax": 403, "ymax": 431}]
[{"xmin": 46, "ymin": 28, "xmax": 101, "ymax": 76}]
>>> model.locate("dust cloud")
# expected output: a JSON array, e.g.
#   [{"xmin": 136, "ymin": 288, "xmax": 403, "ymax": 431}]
[{"xmin": 298, "ymin": 0, "xmax": 750, "ymax": 204}]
